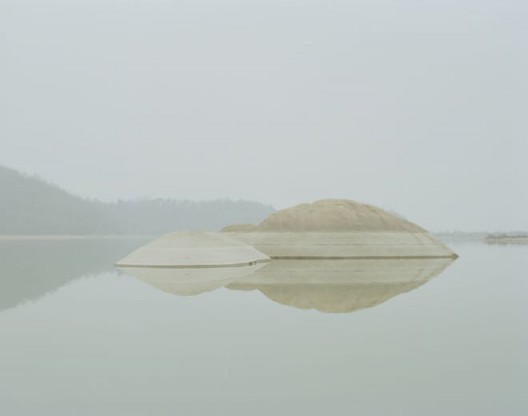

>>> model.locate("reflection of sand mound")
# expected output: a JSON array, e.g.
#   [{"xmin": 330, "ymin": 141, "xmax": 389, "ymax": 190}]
[
  {"xmin": 249, "ymin": 284, "xmax": 421, "ymax": 313},
  {"xmin": 119, "ymin": 263, "xmax": 265, "ymax": 296},
  {"xmin": 227, "ymin": 258, "xmax": 453, "ymax": 313},
  {"xmin": 257, "ymin": 199, "xmax": 425, "ymax": 232}
]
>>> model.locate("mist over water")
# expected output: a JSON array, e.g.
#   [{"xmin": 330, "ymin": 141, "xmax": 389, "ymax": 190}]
[{"xmin": 0, "ymin": 239, "xmax": 526, "ymax": 415}]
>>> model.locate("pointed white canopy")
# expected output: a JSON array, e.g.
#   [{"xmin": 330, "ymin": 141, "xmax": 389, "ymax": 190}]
[{"xmin": 116, "ymin": 231, "xmax": 270, "ymax": 268}]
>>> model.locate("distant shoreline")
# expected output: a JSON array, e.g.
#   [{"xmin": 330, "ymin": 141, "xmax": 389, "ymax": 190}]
[
  {"xmin": 2, "ymin": 234, "xmax": 527, "ymax": 244},
  {"xmin": 484, "ymin": 237, "xmax": 528, "ymax": 245},
  {"xmin": 0, "ymin": 235, "xmax": 155, "ymax": 241}
]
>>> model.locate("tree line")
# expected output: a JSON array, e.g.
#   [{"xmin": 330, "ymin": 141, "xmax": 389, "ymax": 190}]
[{"xmin": 0, "ymin": 165, "xmax": 274, "ymax": 235}]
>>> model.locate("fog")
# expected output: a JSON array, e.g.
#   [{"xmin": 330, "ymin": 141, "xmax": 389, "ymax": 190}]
[{"xmin": 1, "ymin": 0, "xmax": 526, "ymax": 231}]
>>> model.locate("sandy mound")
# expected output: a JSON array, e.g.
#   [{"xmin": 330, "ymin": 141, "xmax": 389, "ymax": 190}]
[
  {"xmin": 221, "ymin": 224, "xmax": 257, "ymax": 232},
  {"xmin": 256, "ymin": 199, "xmax": 425, "ymax": 232}
]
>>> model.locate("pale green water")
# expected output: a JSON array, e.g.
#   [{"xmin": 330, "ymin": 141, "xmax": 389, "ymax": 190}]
[{"xmin": 0, "ymin": 239, "xmax": 526, "ymax": 415}]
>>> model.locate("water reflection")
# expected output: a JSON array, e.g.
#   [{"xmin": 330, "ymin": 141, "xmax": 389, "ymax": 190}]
[
  {"xmin": 0, "ymin": 238, "xmax": 149, "ymax": 312},
  {"xmin": 119, "ymin": 263, "xmax": 266, "ymax": 296},
  {"xmin": 0, "ymin": 238, "xmax": 454, "ymax": 314},
  {"xmin": 228, "ymin": 258, "xmax": 453, "ymax": 312},
  {"xmin": 122, "ymin": 257, "xmax": 454, "ymax": 313}
]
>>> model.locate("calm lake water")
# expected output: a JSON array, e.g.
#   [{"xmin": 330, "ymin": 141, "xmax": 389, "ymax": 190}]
[{"xmin": 0, "ymin": 238, "xmax": 526, "ymax": 416}]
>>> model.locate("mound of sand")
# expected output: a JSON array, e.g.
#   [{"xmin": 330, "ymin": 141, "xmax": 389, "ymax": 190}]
[
  {"xmin": 256, "ymin": 199, "xmax": 425, "ymax": 233},
  {"xmin": 221, "ymin": 224, "xmax": 258, "ymax": 232}
]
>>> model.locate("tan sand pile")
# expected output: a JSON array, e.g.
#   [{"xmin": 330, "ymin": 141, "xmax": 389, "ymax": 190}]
[
  {"xmin": 221, "ymin": 224, "xmax": 258, "ymax": 232},
  {"xmin": 256, "ymin": 199, "xmax": 425, "ymax": 232},
  {"xmin": 222, "ymin": 199, "xmax": 456, "ymax": 258}
]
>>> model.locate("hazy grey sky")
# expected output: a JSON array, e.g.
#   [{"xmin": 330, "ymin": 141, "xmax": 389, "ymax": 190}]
[{"xmin": 1, "ymin": 0, "xmax": 526, "ymax": 231}]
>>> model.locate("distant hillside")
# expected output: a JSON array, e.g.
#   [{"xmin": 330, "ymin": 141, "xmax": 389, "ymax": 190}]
[{"xmin": 0, "ymin": 166, "xmax": 274, "ymax": 235}]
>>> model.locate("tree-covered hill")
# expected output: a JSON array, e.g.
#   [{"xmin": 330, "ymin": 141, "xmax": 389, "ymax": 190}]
[{"xmin": 0, "ymin": 165, "xmax": 274, "ymax": 235}]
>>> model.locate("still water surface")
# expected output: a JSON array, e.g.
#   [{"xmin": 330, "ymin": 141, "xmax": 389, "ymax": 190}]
[{"xmin": 0, "ymin": 238, "xmax": 526, "ymax": 415}]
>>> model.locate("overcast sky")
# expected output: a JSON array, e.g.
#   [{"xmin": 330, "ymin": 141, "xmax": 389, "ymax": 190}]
[{"xmin": 1, "ymin": 0, "xmax": 526, "ymax": 231}]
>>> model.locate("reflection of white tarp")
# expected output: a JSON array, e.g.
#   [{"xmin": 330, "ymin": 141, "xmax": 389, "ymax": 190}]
[{"xmin": 119, "ymin": 263, "xmax": 266, "ymax": 296}]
